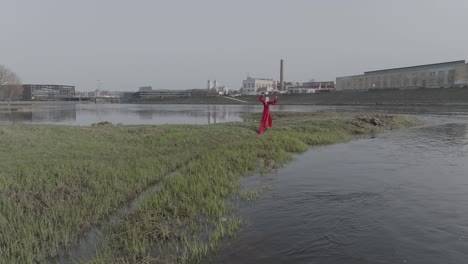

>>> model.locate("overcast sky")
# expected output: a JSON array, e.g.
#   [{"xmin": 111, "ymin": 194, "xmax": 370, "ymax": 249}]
[{"xmin": 1, "ymin": 0, "xmax": 467, "ymax": 91}]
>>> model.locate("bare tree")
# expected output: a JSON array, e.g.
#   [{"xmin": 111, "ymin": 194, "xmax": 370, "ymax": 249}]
[{"xmin": 0, "ymin": 65, "xmax": 22, "ymax": 106}]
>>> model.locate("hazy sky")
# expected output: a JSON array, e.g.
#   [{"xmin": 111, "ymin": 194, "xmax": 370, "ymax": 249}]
[{"xmin": 1, "ymin": 0, "xmax": 467, "ymax": 91}]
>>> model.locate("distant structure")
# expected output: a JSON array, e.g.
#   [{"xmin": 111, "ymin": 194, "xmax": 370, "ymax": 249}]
[
  {"xmin": 118, "ymin": 91, "xmax": 136, "ymax": 99},
  {"xmin": 133, "ymin": 89, "xmax": 191, "ymax": 99},
  {"xmin": 218, "ymin": 86, "xmax": 229, "ymax": 95},
  {"xmin": 336, "ymin": 60, "xmax": 468, "ymax": 90},
  {"xmin": 288, "ymin": 81, "xmax": 335, "ymax": 94},
  {"xmin": 139, "ymin": 86, "xmax": 152, "ymax": 91},
  {"xmin": 280, "ymin": 59, "xmax": 284, "ymax": 91},
  {"xmin": 22, "ymin": 84, "xmax": 75, "ymax": 100},
  {"xmin": 207, "ymin": 80, "xmax": 219, "ymax": 90},
  {"xmin": 241, "ymin": 77, "xmax": 277, "ymax": 95},
  {"xmin": 206, "ymin": 79, "xmax": 229, "ymax": 95}
]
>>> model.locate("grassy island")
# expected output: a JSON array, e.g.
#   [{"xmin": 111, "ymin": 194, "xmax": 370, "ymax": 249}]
[{"xmin": 0, "ymin": 112, "xmax": 423, "ymax": 263}]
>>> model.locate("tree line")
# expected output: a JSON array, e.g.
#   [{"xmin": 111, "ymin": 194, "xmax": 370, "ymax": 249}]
[{"xmin": 0, "ymin": 64, "xmax": 22, "ymax": 104}]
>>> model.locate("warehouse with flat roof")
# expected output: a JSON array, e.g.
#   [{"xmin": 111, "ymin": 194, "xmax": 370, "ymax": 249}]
[{"xmin": 336, "ymin": 60, "xmax": 468, "ymax": 91}]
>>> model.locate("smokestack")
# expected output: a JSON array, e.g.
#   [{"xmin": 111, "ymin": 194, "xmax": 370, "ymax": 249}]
[{"xmin": 280, "ymin": 59, "xmax": 284, "ymax": 91}]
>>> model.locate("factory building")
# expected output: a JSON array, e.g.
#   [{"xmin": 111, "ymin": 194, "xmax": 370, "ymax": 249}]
[
  {"xmin": 22, "ymin": 84, "xmax": 75, "ymax": 100},
  {"xmin": 288, "ymin": 81, "xmax": 335, "ymax": 94},
  {"xmin": 206, "ymin": 80, "xmax": 229, "ymax": 95},
  {"xmin": 336, "ymin": 60, "xmax": 468, "ymax": 91},
  {"xmin": 138, "ymin": 86, "xmax": 153, "ymax": 91},
  {"xmin": 241, "ymin": 77, "xmax": 277, "ymax": 95},
  {"xmin": 207, "ymin": 80, "xmax": 218, "ymax": 90}
]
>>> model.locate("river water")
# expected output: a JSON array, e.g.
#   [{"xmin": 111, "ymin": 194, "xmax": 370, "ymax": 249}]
[
  {"xmin": 1, "ymin": 102, "xmax": 467, "ymax": 125},
  {"xmin": 1, "ymin": 102, "xmax": 326, "ymax": 125},
  {"xmin": 2, "ymin": 103, "xmax": 468, "ymax": 263},
  {"xmin": 210, "ymin": 109, "xmax": 468, "ymax": 264}
]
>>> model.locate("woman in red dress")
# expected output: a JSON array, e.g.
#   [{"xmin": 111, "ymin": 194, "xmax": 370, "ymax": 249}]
[{"xmin": 257, "ymin": 94, "xmax": 278, "ymax": 135}]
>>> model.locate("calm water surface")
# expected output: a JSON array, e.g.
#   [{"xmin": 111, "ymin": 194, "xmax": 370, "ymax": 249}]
[
  {"xmin": 1, "ymin": 102, "xmax": 467, "ymax": 125},
  {"xmin": 0, "ymin": 103, "xmax": 336, "ymax": 125}
]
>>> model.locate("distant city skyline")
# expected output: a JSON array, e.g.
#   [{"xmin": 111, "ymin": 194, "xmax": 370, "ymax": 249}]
[{"xmin": 1, "ymin": 0, "xmax": 467, "ymax": 91}]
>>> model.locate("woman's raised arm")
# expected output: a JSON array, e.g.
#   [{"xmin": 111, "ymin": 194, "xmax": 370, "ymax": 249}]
[{"xmin": 269, "ymin": 96, "xmax": 278, "ymax": 105}]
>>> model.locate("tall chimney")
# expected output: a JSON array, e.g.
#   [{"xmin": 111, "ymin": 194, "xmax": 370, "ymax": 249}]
[{"xmin": 280, "ymin": 59, "xmax": 284, "ymax": 91}]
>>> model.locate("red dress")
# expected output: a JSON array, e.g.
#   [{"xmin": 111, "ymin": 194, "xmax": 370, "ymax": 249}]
[{"xmin": 258, "ymin": 95, "xmax": 278, "ymax": 135}]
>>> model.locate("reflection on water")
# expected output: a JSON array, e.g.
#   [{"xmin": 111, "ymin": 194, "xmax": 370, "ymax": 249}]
[
  {"xmin": 0, "ymin": 104, "xmax": 77, "ymax": 124},
  {"xmin": 2, "ymin": 102, "xmax": 468, "ymax": 126},
  {"xmin": 0, "ymin": 103, "xmax": 252, "ymax": 125},
  {"xmin": 133, "ymin": 105, "xmax": 235, "ymax": 124},
  {"xmin": 0, "ymin": 103, "xmax": 334, "ymax": 125}
]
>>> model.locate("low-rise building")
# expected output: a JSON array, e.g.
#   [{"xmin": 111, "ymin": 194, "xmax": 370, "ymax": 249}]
[
  {"xmin": 216, "ymin": 86, "xmax": 229, "ymax": 95},
  {"xmin": 118, "ymin": 91, "xmax": 137, "ymax": 99},
  {"xmin": 282, "ymin": 82, "xmax": 301, "ymax": 90},
  {"xmin": 336, "ymin": 60, "xmax": 468, "ymax": 91},
  {"xmin": 301, "ymin": 81, "xmax": 335, "ymax": 89},
  {"xmin": 241, "ymin": 77, "xmax": 277, "ymax": 95},
  {"xmin": 287, "ymin": 81, "xmax": 335, "ymax": 94},
  {"xmin": 288, "ymin": 87, "xmax": 316, "ymax": 94},
  {"xmin": 139, "ymin": 86, "xmax": 152, "ymax": 91},
  {"xmin": 22, "ymin": 84, "xmax": 75, "ymax": 100}
]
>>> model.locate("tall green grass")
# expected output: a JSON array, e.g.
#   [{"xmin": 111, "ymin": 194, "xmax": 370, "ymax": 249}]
[{"xmin": 0, "ymin": 112, "xmax": 423, "ymax": 263}]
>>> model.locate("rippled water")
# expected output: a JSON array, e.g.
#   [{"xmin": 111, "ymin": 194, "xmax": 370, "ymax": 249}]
[{"xmin": 210, "ymin": 113, "xmax": 468, "ymax": 264}]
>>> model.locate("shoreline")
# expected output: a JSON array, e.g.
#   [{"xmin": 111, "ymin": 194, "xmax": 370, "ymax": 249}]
[
  {"xmin": 0, "ymin": 112, "xmax": 423, "ymax": 263},
  {"xmin": 122, "ymin": 87, "xmax": 468, "ymax": 106},
  {"xmin": 133, "ymin": 101, "xmax": 468, "ymax": 106},
  {"xmin": 6, "ymin": 87, "xmax": 468, "ymax": 107}
]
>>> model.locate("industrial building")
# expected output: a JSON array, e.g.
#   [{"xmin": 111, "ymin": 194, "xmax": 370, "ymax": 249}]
[
  {"xmin": 336, "ymin": 60, "xmax": 468, "ymax": 91},
  {"xmin": 138, "ymin": 86, "xmax": 153, "ymax": 91},
  {"xmin": 241, "ymin": 77, "xmax": 277, "ymax": 95},
  {"xmin": 118, "ymin": 91, "xmax": 137, "ymax": 99},
  {"xmin": 207, "ymin": 80, "xmax": 218, "ymax": 90},
  {"xmin": 288, "ymin": 81, "xmax": 335, "ymax": 94},
  {"xmin": 206, "ymin": 80, "xmax": 229, "ymax": 95},
  {"xmin": 22, "ymin": 84, "xmax": 75, "ymax": 100}
]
